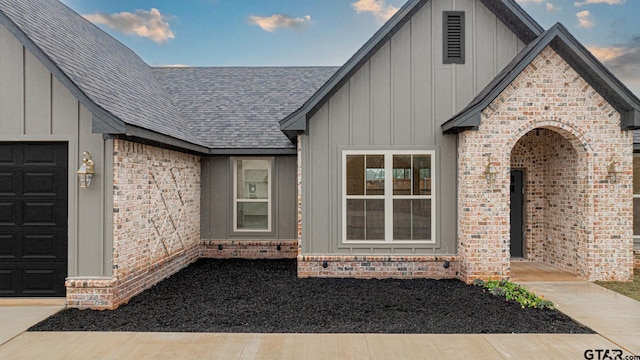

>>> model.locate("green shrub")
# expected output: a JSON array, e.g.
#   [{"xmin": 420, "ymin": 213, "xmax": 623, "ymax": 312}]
[{"xmin": 480, "ymin": 279, "xmax": 554, "ymax": 310}]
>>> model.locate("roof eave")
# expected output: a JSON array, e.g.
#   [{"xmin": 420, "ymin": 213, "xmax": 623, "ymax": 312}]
[
  {"xmin": 442, "ymin": 112, "xmax": 482, "ymax": 134},
  {"xmin": 622, "ymin": 109, "xmax": 640, "ymax": 130}
]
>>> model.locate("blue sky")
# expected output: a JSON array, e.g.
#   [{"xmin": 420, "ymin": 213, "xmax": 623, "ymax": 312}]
[{"xmin": 59, "ymin": 0, "xmax": 640, "ymax": 95}]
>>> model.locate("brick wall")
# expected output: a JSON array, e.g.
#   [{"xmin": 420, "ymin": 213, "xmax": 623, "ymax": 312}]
[
  {"xmin": 457, "ymin": 46, "xmax": 633, "ymax": 282},
  {"xmin": 635, "ymin": 250, "xmax": 640, "ymax": 268},
  {"xmin": 201, "ymin": 240, "xmax": 297, "ymax": 259},
  {"xmin": 298, "ymin": 255, "xmax": 458, "ymax": 279},
  {"xmin": 66, "ymin": 140, "xmax": 201, "ymax": 309}
]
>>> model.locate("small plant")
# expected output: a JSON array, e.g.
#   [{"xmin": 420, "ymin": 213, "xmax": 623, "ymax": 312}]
[{"xmin": 481, "ymin": 279, "xmax": 554, "ymax": 310}]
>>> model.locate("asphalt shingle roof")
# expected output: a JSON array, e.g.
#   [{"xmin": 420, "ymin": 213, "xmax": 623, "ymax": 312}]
[
  {"xmin": 152, "ymin": 67, "xmax": 337, "ymax": 149},
  {"xmin": 0, "ymin": 0, "xmax": 202, "ymax": 146}
]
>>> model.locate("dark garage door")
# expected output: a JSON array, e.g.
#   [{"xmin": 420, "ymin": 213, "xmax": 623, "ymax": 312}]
[{"xmin": 0, "ymin": 142, "xmax": 68, "ymax": 297}]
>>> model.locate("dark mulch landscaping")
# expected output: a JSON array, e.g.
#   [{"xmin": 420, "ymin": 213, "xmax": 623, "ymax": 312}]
[{"xmin": 30, "ymin": 259, "xmax": 594, "ymax": 334}]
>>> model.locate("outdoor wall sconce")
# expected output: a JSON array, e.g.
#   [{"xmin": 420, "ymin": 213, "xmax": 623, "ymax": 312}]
[
  {"xmin": 77, "ymin": 151, "xmax": 95, "ymax": 188},
  {"xmin": 607, "ymin": 155, "xmax": 622, "ymax": 184},
  {"xmin": 484, "ymin": 154, "xmax": 497, "ymax": 184}
]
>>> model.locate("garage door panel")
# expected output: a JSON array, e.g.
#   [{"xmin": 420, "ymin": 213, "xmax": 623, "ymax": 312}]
[
  {"xmin": 22, "ymin": 267, "xmax": 65, "ymax": 295},
  {"xmin": 0, "ymin": 144, "xmax": 18, "ymax": 165},
  {"xmin": 22, "ymin": 232, "xmax": 67, "ymax": 260},
  {"xmin": 23, "ymin": 143, "xmax": 66, "ymax": 166},
  {"xmin": 0, "ymin": 269, "xmax": 17, "ymax": 295},
  {"xmin": 0, "ymin": 172, "xmax": 17, "ymax": 195},
  {"xmin": 23, "ymin": 172, "xmax": 58, "ymax": 196},
  {"xmin": 0, "ymin": 202, "xmax": 17, "ymax": 225},
  {"xmin": 22, "ymin": 201, "xmax": 58, "ymax": 226},
  {"xmin": 0, "ymin": 234, "xmax": 16, "ymax": 259}
]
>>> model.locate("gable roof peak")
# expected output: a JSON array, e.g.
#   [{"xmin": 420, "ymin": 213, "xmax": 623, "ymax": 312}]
[
  {"xmin": 442, "ymin": 22, "xmax": 640, "ymax": 133},
  {"xmin": 280, "ymin": 0, "xmax": 545, "ymax": 140}
]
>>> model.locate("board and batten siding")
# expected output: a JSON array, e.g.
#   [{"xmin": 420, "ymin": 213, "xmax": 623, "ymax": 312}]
[
  {"xmin": 301, "ymin": 0, "xmax": 525, "ymax": 255},
  {"xmin": 0, "ymin": 24, "xmax": 112, "ymax": 277},
  {"xmin": 201, "ymin": 156, "xmax": 297, "ymax": 240}
]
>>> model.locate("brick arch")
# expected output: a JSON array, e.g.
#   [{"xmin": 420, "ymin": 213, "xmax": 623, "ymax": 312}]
[
  {"xmin": 502, "ymin": 119, "xmax": 593, "ymax": 159},
  {"xmin": 507, "ymin": 122, "xmax": 595, "ymax": 277}
]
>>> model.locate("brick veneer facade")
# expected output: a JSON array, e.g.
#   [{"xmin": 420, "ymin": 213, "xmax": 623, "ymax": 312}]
[
  {"xmin": 201, "ymin": 240, "xmax": 298, "ymax": 259},
  {"xmin": 66, "ymin": 140, "xmax": 201, "ymax": 309},
  {"xmin": 298, "ymin": 255, "xmax": 458, "ymax": 278},
  {"xmin": 457, "ymin": 46, "xmax": 634, "ymax": 282}
]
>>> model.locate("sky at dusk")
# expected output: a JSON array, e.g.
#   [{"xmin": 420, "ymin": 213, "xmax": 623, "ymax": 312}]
[{"xmin": 59, "ymin": 0, "xmax": 640, "ymax": 96}]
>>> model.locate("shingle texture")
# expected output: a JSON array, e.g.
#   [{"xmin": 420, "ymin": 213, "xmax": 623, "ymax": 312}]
[
  {"xmin": 152, "ymin": 67, "xmax": 337, "ymax": 149},
  {"xmin": 0, "ymin": 0, "xmax": 202, "ymax": 145}
]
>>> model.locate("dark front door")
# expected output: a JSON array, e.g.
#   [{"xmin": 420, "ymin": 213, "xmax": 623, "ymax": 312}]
[
  {"xmin": 510, "ymin": 170, "xmax": 524, "ymax": 258},
  {"xmin": 0, "ymin": 143, "xmax": 68, "ymax": 297}
]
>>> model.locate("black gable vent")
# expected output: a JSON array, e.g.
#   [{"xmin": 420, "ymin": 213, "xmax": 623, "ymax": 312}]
[{"xmin": 443, "ymin": 11, "xmax": 465, "ymax": 64}]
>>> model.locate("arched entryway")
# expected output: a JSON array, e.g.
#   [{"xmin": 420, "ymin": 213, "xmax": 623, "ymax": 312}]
[{"xmin": 509, "ymin": 126, "xmax": 593, "ymax": 279}]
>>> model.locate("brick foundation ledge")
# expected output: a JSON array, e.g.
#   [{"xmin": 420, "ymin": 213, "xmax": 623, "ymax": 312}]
[
  {"xmin": 297, "ymin": 255, "xmax": 459, "ymax": 279},
  {"xmin": 201, "ymin": 240, "xmax": 298, "ymax": 259},
  {"xmin": 65, "ymin": 277, "xmax": 116, "ymax": 310},
  {"xmin": 66, "ymin": 246, "xmax": 200, "ymax": 310}
]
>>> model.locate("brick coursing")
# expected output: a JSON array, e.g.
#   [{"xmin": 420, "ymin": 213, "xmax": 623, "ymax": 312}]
[
  {"xmin": 458, "ymin": 46, "xmax": 633, "ymax": 282},
  {"xmin": 201, "ymin": 240, "xmax": 298, "ymax": 259},
  {"xmin": 298, "ymin": 255, "xmax": 458, "ymax": 278},
  {"xmin": 635, "ymin": 250, "xmax": 640, "ymax": 268},
  {"xmin": 66, "ymin": 140, "xmax": 201, "ymax": 309}
]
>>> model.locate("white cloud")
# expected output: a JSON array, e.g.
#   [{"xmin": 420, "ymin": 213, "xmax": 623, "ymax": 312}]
[
  {"xmin": 516, "ymin": 0, "xmax": 561, "ymax": 12},
  {"xmin": 248, "ymin": 14, "xmax": 312, "ymax": 32},
  {"xmin": 576, "ymin": 10, "xmax": 594, "ymax": 29},
  {"xmin": 574, "ymin": 0, "xmax": 625, "ymax": 6},
  {"xmin": 352, "ymin": 0, "xmax": 399, "ymax": 22},
  {"xmin": 84, "ymin": 8, "xmax": 174, "ymax": 44},
  {"xmin": 588, "ymin": 38, "xmax": 640, "ymax": 96},
  {"xmin": 546, "ymin": 2, "xmax": 561, "ymax": 11},
  {"xmin": 588, "ymin": 46, "xmax": 625, "ymax": 62}
]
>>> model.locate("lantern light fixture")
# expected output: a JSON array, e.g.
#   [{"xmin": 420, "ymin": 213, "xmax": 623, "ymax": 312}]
[
  {"xmin": 607, "ymin": 155, "xmax": 622, "ymax": 184},
  {"xmin": 77, "ymin": 151, "xmax": 95, "ymax": 188},
  {"xmin": 484, "ymin": 154, "xmax": 497, "ymax": 184}
]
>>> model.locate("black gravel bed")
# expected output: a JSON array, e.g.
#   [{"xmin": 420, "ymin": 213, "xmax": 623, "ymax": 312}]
[{"xmin": 30, "ymin": 259, "xmax": 593, "ymax": 334}]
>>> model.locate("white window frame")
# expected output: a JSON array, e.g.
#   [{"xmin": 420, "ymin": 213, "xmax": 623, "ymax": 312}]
[
  {"xmin": 342, "ymin": 150, "xmax": 436, "ymax": 244},
  {"xmin": 233, "ymin": 157, "xmax": 273, "ymax": 233}
]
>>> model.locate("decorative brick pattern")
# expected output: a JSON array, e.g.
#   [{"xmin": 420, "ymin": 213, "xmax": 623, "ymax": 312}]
[
  {"xmin": 201, "ymin": 240, "xmax": 298, "ymax": 259},
  {"xmin": 66, "ymin": 140, "xmax": 201, "ymax": 309},
  {"xmin": 298, "ymin": 255, "xmax": 458, "ymax": 279},
  {"xmin": 457, "ymin": 46, "xmax": 633, "ymax": 282}
]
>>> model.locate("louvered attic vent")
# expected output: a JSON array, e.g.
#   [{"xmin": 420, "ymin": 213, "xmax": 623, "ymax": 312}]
[{"xmin": 443, "ymin": 11, "xmax": 465, "ymax": 64}]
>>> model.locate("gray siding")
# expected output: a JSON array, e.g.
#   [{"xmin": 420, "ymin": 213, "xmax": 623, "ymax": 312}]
[
  {"xmin": 302, "ymin": 0, "xmax": 524, "ymax": 255},
  {"xmin": 201, "ymin": 156, "xmax": 297, "ymax": 240},
  {"xmin": 0, "ymin": 24, "xmax": 112, "ymax": 277}
]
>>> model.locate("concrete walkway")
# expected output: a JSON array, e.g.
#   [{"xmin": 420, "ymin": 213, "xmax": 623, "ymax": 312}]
[
  {"xmin": 523, "ymin": 282, "xmax": 640, "ymax": 355},
  {"xmin": 0, "ymin": 281, "xmax": 638, "ymax": 359},
  {"xmin": 0, "ymin": 298, "xmax": 65, "ymax": 346},
  {"xmin": 0, "ymin": 332, "xmax": 626, "ymax": 359}
]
